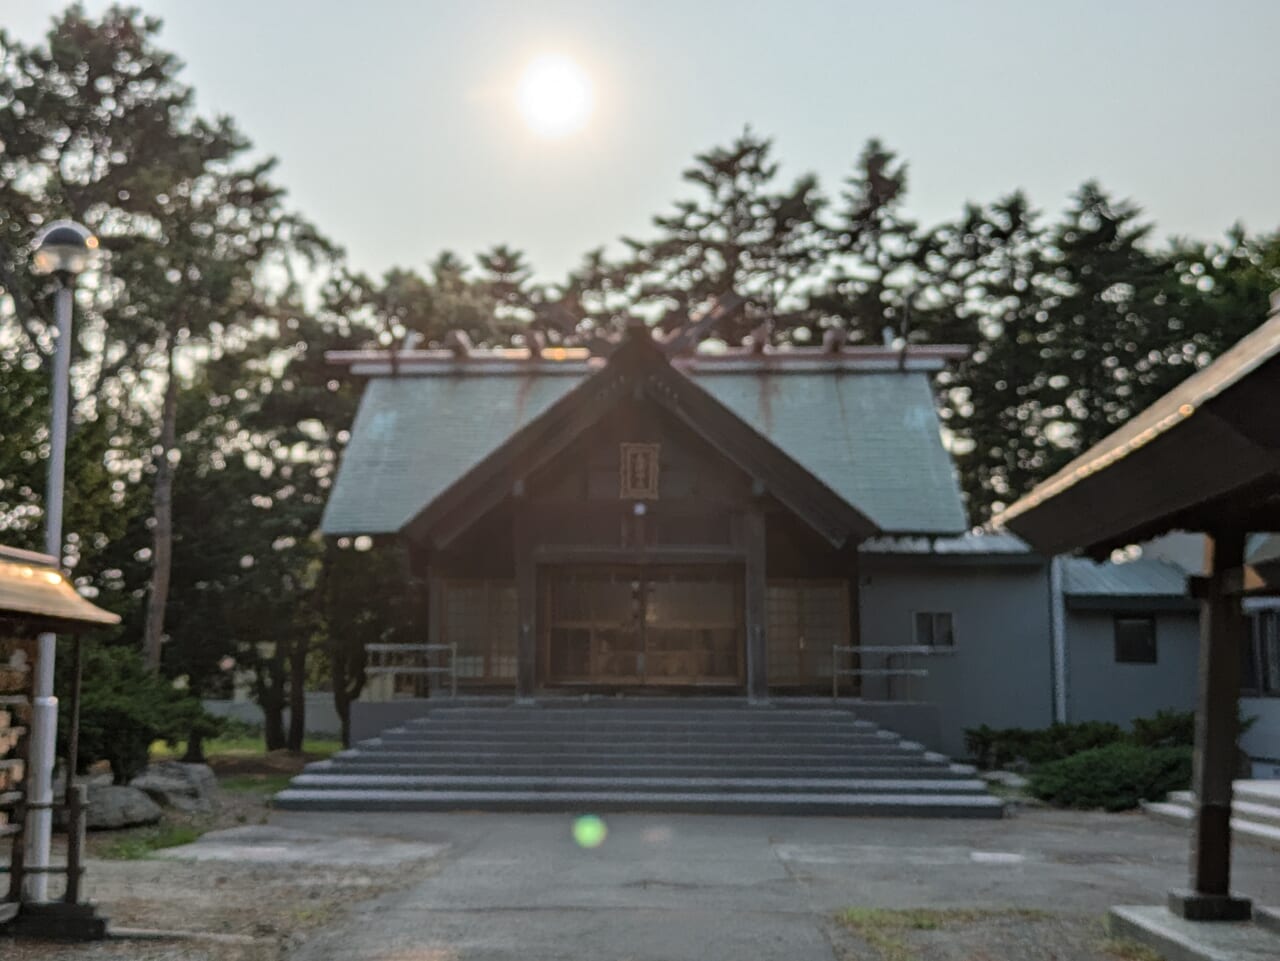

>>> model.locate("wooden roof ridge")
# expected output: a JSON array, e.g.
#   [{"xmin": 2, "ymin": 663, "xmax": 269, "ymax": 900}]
[
  {"xmin": 401, "ymin": 324, "xmax": 881, "ymax": 550},
  {"xmin": 325, "ymin": 342, "xmax": 969, "ymax": 376}
]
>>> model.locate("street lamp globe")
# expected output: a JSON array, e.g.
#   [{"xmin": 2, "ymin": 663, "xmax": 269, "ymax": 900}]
[{"xmin": 32, "ymin": 220, "xmax": 98, "ymax": 276}]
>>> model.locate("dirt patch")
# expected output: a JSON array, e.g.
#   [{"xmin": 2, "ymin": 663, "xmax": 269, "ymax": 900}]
[
  {"xmin": 206, "ymin": 750, "xmax": 324, "ymax": 778},
  {"xmin": 832, "ymin": 907, "xmax": 1155, "ymax": 961},
  {"xmin": 3, "ymin": 775, "xmax": 442, "ymax": 961}
]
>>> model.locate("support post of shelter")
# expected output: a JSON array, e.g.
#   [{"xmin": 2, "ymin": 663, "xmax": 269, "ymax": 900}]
[
  {"xmin": 744, "ymin": 508, "xmax": 767, "ymax": 703},
  {"xmin": 514, "ymin": 511, "xmax": 536, "ymax": 701},
  {"xmin": 1168, "ymin": 528, "xmax": 1252, "ymax": 922},
  {"xmin": 844, "ymin": 546, "xmax": 862, "ymax": 698}
]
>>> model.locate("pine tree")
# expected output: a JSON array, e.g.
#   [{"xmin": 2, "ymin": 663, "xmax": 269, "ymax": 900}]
[
  {"xmin": 619, "ymin": 129, "xmax": 826, "ymax": 344},
  {"xmin": 812, "ymin": 139, "xmax": 919, "ymax": 345}
]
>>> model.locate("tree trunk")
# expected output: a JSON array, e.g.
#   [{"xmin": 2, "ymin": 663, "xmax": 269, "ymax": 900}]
[
  {"xmin": 142, "ymin": 338, "xmax": 179, "ymax": 671},
  {"xmin": 182, "ymin": 730, "xmax": 205, "ymax": 763},
  {"xmin": 286, "ymin": 636, "xmax": 307, "ymax": 753},
  {"xmin": 254, "ymin": 651, "xmax": 288, "ymax": 751},
  {"xmin": 262, "ymin": 700, "xmax": 286, "ymax": 752}
]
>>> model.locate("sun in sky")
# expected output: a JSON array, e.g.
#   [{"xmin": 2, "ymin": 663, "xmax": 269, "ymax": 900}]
[{"xmin": 516, "ymin": 53, "xmax": 594, "ymax": 138}]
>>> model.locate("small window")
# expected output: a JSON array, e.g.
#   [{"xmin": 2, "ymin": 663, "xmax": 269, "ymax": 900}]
[
  {"xmin": 1244, "ymin": 609, "xmax": 1280, "ymax": 696},
  {"xmin": 1114, "ymin": 616, "xmax": 1157, "ymax": 664},
  {"xmin": 914, "ymin": 612, "xmax": 955, "ymax": 648}
]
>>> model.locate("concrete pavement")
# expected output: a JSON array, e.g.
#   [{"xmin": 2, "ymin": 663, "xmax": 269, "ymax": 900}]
[{"xmin": 246, "ymin": 808, "xmax": 1280, "ymax": 961}]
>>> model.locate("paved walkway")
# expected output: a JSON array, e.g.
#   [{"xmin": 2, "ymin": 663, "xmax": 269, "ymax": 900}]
[{"xmin": 264, "ymin": 808, "xmax": 1280, "ymax": 961}]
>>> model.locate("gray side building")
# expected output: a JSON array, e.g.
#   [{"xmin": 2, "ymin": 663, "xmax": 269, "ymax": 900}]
[{"xmin": 854, "ymin": 533, "xmax": 1276, "ymax": 767}]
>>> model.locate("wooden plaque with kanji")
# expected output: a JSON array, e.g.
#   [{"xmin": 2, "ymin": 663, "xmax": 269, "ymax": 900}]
[{"xmin": 619, "ymin": 443, "xmax": 660, "ymax": 499}]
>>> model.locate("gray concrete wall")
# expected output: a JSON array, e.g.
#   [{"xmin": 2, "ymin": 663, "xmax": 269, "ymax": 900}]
[
  {"xmin": 858, "ymin": 562, "xmax": 1054, "ymax": 757},
  {"xmin": 203, "ymin": 691, "xmax": 342, "ymax": 737},
  {"xmin": 1241, "ymin": 697, "xmax": 1280, "ymax": 772},
  {"xmin": 1063, "ymin": 611, "xmax": 1198, "ymax": 727}
]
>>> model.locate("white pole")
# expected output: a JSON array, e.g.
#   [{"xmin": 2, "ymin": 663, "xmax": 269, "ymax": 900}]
[{"xmin": 25, "ymin": 283, "xmax": 73, "ymax": 901}]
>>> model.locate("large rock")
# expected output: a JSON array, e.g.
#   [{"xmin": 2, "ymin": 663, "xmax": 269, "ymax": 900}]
[
  {"xmin": 86, "ymin": 784, "xmax": 162, "ymax": 830},
  {"xmin": 130, "ymin": 760, "xmax": 218, "ymax": 812}
]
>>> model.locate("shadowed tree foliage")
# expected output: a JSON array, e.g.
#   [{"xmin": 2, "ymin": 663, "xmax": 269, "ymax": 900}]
[
  {"xmin": 5, "ymin": 5, "xmax": 1280, "ymax": 761},
  {"xmin": 812, "ymin": 139, "xmax": 921, "ymax": 345},
  {"xmin": 617, "ymin": 129, "xmax": 827, "ymax": 345}
]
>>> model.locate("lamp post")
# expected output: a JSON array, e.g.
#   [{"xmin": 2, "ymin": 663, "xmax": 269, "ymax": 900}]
[{"xmin": 26, "ymin": 220, "xmax": 98, "ymax": 902}]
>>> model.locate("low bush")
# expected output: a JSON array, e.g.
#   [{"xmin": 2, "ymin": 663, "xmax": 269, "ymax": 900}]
[
  {"xmin": 56, "ymin": 644, "xmax": 222, "ymax": 782},
  {"xmin": 965, "ymin": 708, "xmax": 1260, "ymax": 771},
  {"xmin": 964, "ymin": 720, "xmax": 1124, "ymax": 770},
  {"xmin": 1027, "ymin": 742, "xmax": 1192, "ymax": 811},
  {"xmin": 1129, "ymin": 709, "xmax": 1195, "ymax": 749}
]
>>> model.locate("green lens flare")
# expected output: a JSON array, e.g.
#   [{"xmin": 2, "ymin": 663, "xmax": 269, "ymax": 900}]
[{"xmin": 572, "ymin": 815, "xmax": 608, "ymax": 849}]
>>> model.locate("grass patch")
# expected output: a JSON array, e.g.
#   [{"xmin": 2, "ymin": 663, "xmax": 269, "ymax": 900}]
[
  {"xmin": 837, "ymin": 907, "xmax": 1053, "ymax": 961},
  {"xmin": 98, "ymin": 822, "xmax": 204, "ymax": 860},
  {"xmin": 1102, "ymin": 937, "xmax": 1164, "ymax": 961},
  {"xmin": 219, "ymin": 772, "xmax": 295, "ymax": 795},
  {"xmin": 151, "ymin": 735, "xmax": 341, "ymax": 761}
]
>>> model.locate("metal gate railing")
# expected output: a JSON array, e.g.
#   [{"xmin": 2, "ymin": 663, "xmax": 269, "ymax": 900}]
[
  {"xmin": 831, "ymin": 645, "xmax": 934, "ymax": 701},
  {"xmin": 364, "ymin": 643, "xmax": 458, "ymax": 697}
]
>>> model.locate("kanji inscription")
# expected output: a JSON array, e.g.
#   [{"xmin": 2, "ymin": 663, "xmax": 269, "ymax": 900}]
[{"xmin": 619, "ymin": 443, "xmax": 660, "ymax": 499}]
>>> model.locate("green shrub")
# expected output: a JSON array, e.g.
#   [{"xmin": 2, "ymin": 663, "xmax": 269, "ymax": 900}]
[
  {"xmin": 218, "ymin": 717, "xmax": 265, "ymax": 739},
  {"xmin": 1129, "ymin": 709, "xmax": 1195, "ymax": 749},
  {"xmin": 963, "ymin": 721, "xmax": 1124, "ymax": 770},
  {"xmin": 1028, "ymin": 743, "xmax": 1192, "ymax": 811},
  {"xmin": 56, "ymin": 644, "xmax": 221, "ymax": 783},
  {"xmin": 968, "ymin": 709, "xmax": 1259, "ymax": 771}
]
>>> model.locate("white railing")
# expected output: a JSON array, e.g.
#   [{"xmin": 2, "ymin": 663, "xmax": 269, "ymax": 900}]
[
  {"xmin": 364, "ymin": 642, "xmax": 458, "ymax": 697},
  {"xmin": 831, "ymin": 645, "xmax": 934, "ymax": 701}
]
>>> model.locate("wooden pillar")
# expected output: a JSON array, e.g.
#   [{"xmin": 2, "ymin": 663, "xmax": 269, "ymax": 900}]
[
  {"xmin": 744, "ymin": 508, "xmax": 768, "ymax": 703},
  {"xmin": 514, "ymin": 510, "xmax": 537, "ymax": 702},
  {"xmin": 844, "ymin": 547, "xmax": 862, "ymax": 699},
  {"xmin": 1169, "ymin": 529, "xmax": 1252, "ymax": 921},
  {"xmin": 426, "ymin": 570, "xmax": 443, "ymax": 697}
]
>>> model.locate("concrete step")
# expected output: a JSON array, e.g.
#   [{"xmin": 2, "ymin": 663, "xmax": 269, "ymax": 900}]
[
  {"xmin": 1166, "ymin": 791, "xmax": 1280, "ymax": 829},
  {"xmin": 1141, "ymin": 801, "xmax": 1280, "ymax": 851},
  {"xmin": 288, "ymin": 773, "xmax": 991, "ymax": 794},
  {"xmin": 416, "ymin": 707, "xmax": 862, "ymax": 721},
  {"xmin": 403, "ymin": 717, "xmax": 878, "ymax": 732},
  {"xmin": 273, "ymin": 787, "xmax": 1005, "ymax": 817},
  {"xmin": 1235, "ymin": 781, "xmax": 1280, "ymax": 811},
  {"xmin": 309, "ymin": 760, "xmax": 973, "ymax": 779},
  {"xmin": 282, "ymin": 703, "xmax": 987, "ymax": 817},
  {"xmin": 330, "ymin": 750, "xmax": 945, "ymax": 768},
  {"xmin": 386, "ymin": 726, "xmax": 892, "ymax": 742},
  {"xmin": 363, "ymin": 742, "xmax": 921, "ymax": 757}
]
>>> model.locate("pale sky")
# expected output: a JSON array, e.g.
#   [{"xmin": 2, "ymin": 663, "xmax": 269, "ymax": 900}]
[{"xmin": 6, "ymin": 1, "xmax": 1280, "ymax": 282}]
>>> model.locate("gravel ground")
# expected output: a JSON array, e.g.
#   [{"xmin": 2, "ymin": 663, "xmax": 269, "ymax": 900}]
[
  {"xmin": 831, "ymin": 908, "xmax": 1148, "ymax": 961},
  {"xmin": 1, "ymin": 761, "xmax": 446, "ymax": 961}
]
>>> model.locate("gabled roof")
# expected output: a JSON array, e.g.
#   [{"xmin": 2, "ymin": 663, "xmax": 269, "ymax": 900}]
[
  {"xmin": 322, "ymin": 373, "xmax": 581, "ymax": 537},
  {"xmin": 322, "ymin": 332, "xmax": 969, "ymax": 542}
]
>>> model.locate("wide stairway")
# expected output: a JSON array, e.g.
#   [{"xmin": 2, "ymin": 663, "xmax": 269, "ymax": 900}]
[
  {"xmin": 275, "ymin": 702, "xmax": 1003, "ymax": 817},
  {"xmin": 1143, "ymin": 780, "xmax": 1280, "ymax": 849}
]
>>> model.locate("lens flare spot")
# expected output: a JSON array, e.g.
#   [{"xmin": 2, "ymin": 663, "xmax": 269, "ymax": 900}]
[{"xmin": 572, "ymin": 815, "xmax": 608, "ymax": 849}]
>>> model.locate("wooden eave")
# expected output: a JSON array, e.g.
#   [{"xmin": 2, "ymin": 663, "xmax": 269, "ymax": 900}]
[
  {"xmin": 0, "ymin": 546, "xmax": 120, "ymax": 634},
  {"xmin": 994, "ymin": 323, "xmax": 1280, "ymax": 557}
]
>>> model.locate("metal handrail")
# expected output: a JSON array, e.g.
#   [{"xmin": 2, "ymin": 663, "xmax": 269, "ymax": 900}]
[
  {"xmin": 364, "ymin": 642, "xmax": 458, "ymax": 697},
  {"xmin": 832, "ymin": 644, "xmax": 934, "ymax": 700}
]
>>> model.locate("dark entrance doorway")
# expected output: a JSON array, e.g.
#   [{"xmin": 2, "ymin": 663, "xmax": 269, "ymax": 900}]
[{"xmin": 542, "ymin": 566, "xmax": 744, "ymax": 687}]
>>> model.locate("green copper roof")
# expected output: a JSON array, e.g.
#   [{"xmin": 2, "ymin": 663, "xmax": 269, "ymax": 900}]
[
  {"xmin": 693, "ymin": 370, "xmax": 966, "ymax": 535},
  {"xmin": 321, "ymin": 366, "xmax": 967, "ymax": 538}
]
